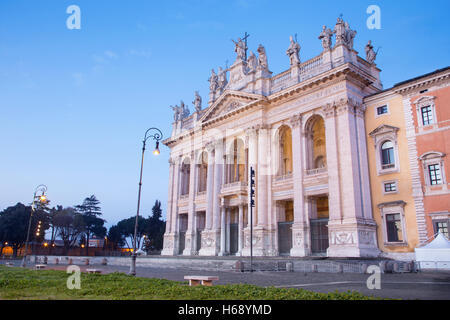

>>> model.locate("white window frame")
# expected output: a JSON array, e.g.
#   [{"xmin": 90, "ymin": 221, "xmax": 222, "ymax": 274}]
[
  {"xmin": 378, "ymin": 201, "xmax": 408, "ymax": 246},
  {"xmin": 369, "ymin": 125, "xmax": 401, "ymax": 175},
  {"xmin": 419, "ymin": 151, "xmax": 448, "ymax": 195},
  {"xmin": 382, "ymin": 180, "xmax": 398, "ymax": 195},
  {"xmin": 414, "ymin": 96, "xmax": 438, "ymax": 132},
  {"xmin": 375, "ymin": 103, "xmax": 390, "ymax": 118}
]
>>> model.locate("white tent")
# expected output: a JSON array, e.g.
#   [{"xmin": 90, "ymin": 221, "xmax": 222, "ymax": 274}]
[{"xmin": 415, "ymin": 233, "xmax": 450, "ymax": 270}]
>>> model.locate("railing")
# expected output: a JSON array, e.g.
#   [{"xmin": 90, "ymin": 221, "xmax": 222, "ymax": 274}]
[
  {"xmin": 179, "ymin": 194, "xmax": 189, "ymax": 200},
  {"xmin": 305, "ymin": 167, "xmax": 327, "ymax": 176},
  {"xmin": 300, "ymin": 55, "xmax": 323, "ymax": 73},
  {"xmin": 271, "ymin": 70, "xmax": 291, "ymax": 85},
  {"xmin": 196, "ymin": 191, "xmax": 207, "ymax": 197},
  {"xmin": 273, "ymin": 173, "xmax": 293, "ymax": 182},
  {"xmin": 381, "ymin": 164, "xmax": 395, "ymax": 170},
  {"xmin": 223, "ymin": 181, "xmax": 248, "ymax": 188}
]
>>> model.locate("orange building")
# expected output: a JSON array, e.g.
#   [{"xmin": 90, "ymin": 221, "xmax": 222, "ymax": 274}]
[
  {"xmin": 394, "ymin": 67, "xmax": 450, "ymax": 242},
  {"xmin": 364, "ymin": 66, "xmax": 450, "ymax": 259}
]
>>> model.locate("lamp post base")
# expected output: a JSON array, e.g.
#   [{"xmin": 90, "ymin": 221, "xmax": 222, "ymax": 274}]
[{"xmin": 129, "ymin": 254, "xmax": 137, "ymax": 276}]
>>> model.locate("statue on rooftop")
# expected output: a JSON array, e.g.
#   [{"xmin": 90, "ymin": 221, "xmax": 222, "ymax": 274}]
[
  {"xmin": 333, "ymin": 17, "xmax": 346, "ymax": 46},
  {"xmin": 365, "ymin": 40, "xmax": 377, "ymax": 64},
  {"xmin": 257, "ymin": 44, "xmax": 268, "ymax": 71},
  {"xmin": 318, "ymin": 25, "xmax": 333, "ymax": 50},
  {"xmin": 218, "ymin": 67, "xmax": 228, "ymax": 90},
  {"xmin": 193, "ymin": 91, "xmax": 202, "ymax": 113},
  {"xmin": 232, "ymin": 37, "xmax": 247, "ymax": 62},
  {"xmin": 180, "ymin": 100, "xmax": 190, "ymax": 119},
  {"xmin": 247, "ymin": 51, "xmax": 257, "ymax": 71},
  {"xmin": 344, "ymin": 22, "xmax": 357, "ymax": 50},
  {"xmin": 170, "ymin": 105, "xmax": 181, "ymax": 122},
  {"xmin": 208, "ymin": 68, "xmax": 218, "ymax": 93},
  {"xmin": 286, "ymin": 35, "xmax": 301, "ymax": 66}
]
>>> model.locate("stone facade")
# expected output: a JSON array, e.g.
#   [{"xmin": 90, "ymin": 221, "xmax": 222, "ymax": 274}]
[{"xmin": 162, "ymin": 19, "xmax": 382, "ymax": 258}]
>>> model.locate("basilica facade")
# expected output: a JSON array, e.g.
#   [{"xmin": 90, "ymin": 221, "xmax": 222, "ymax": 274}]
[{"xmin": 161, "ymin": 18, "xmax": 384, "ymax": 258}]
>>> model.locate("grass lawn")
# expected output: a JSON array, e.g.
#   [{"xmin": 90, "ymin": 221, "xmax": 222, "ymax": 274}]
[{"xmin": 0, "ymin": 265, "xmax": 380, "ymax": 300}]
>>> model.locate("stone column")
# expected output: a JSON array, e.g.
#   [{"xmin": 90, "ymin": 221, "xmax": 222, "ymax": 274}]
[
  {"xmin": 242, "ymin": 127, "xmax": 258, "ymax": 256},
  {"xmin": 205, "ymin": 144, "xmax": 215, "ymax": 230},
  {"xmin": 162, "ymin": 156, "xmax": 181, "ymax": 256},
  {"xmin": 166, "ymin": 158, "xmax": 175, "ymax": 234},
  {"xmin": 323, "ymin": 104, "xmax": 342, "ymax": 222},
  {"xmin": 325, "ymin": 100, "xmax": 379, "ymax": 258},
  {"xmin": 290, "ymin": 114, "xmax": 309, "ymax": 256},
  {"xmin": 257, "ymin": 125, "xmax": 269, "ymax": 228},
  {"xmin": 209, "ymin": 140, "xmax": 223, "ymax": 255},
  {"xmin": 183, "ymin": 151, "xmax": 197, "ymax": 255}
]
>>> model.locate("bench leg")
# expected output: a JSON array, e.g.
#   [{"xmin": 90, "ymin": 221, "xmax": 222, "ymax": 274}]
[
  {"xmin": 189, "ymin": 280, "xmax": 201, "ymax": 287},
  {"xmin": 201, "ymin": 280, "xmax": 213, "ymax": 286}
]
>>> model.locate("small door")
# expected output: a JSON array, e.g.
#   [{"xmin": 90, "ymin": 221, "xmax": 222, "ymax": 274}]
[
  {"xmin": 278, "ymin": 222, "xmax": 293, "ymax": 256},
  {"xmin": 310, "ymin": 219, "xmax": 329, "ymax": 254},
  {"xmin": 178, "ymin": 231, "xmax": 186, "ymax": 255},
  {"xmin": 229, "ymin": 223, "xmax": 239, "ymax": 255},
  {"xmin": 196, "ymin": 230, "xmax": 202, "ymax": 252}
]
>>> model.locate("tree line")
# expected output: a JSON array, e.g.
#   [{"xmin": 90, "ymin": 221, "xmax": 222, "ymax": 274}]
[{"xmin": 0, "ymin": 195, "xmax": 165, "ymax": 257}]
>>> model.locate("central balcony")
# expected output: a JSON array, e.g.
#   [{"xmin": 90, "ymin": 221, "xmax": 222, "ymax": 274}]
[
  {"xmin": 303, "ymin": 166, "xmax": 329, "ymax": 196},
  {"xmin": 221, "ymin": 180, "xmax": 248, "ymax": 196}
]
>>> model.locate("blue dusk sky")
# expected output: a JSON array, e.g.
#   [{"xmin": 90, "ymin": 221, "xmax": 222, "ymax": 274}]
[{"xmin": 0, "ymin": 0, "xmax": 449, "ymax": 228}]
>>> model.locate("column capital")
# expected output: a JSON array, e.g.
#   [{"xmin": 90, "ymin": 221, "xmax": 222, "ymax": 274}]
[
  {"xmin": 245, "ymin": 126, "xmax": 259, "ymax": 138},
  {"xmin": 290, "ymin": 113, "xmax": 302, "ymax": 128},
  {"xmin": 322, "ymin": 103, "xmax": 336, "ymax": 118},
  {"xmin": 205, "ymin": 140, "xmax": 216, "ymax": 153}
]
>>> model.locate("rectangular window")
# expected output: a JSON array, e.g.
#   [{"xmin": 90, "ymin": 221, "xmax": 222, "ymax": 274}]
[
  {"xmin": 386, "ymin": 213, "xmax": 403, "ymax": 242},
  {"xmin": 377, "ymin": 105, "xmax": 388, "ymax": 115},
  {"xmin": 384, "ymin": 182, "xmax": 397, "ymax": 193},
  {"xmin": 421, "ymin": 105, "xmax": 434, "ymax": 126},
  {"xmin": 428, "ymin": 164, "xmax": 443, "ymax": 185},
  {"xmin": 434, "ymin": 221, "xmax": 449, "ymax": 239}
]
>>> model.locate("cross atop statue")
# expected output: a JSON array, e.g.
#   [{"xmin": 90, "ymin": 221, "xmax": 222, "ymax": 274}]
[
  {"xmin": 231, "ymin": 32, "xmax": 250, "ymax": 62},
  {"xmin": 242, "ymin": 32, "xmax": 250, "ymax": 60}
]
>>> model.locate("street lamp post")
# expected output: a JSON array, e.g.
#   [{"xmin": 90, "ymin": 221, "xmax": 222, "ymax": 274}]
[
  {"xmin": 21, "ymin": 184, "xmax": 48, "ymax": 268},
  {"xmin": 129, "ymin": 128, "xmax": 163, "ymax": 276}
]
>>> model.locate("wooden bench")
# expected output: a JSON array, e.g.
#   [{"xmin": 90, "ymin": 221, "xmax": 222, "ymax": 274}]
[
  {"xmin": 86, "ymin": 269, "xmax": 102, "ymax": 274},
  {"xmin": 35, "ymin": 264, "xmax": 46, "ymax": 270},
  {"xmin": 184, "ymin": 276, "xmax": 219, "ymax": 287}
]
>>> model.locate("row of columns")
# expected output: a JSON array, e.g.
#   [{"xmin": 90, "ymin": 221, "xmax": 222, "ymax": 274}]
[{"xmin": 163, "ymin": 100, "xmax": 378, "ymax": 257}]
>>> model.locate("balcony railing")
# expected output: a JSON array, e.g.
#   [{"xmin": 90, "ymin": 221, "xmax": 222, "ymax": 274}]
[
  {"xmin": 273, "ymin": 173, "xmax": 293, "ymax": 182},
  {"xmin": 179, "ymin": 194, "xmax": 189, "ymax": 200},
  {"xmin": 221, "ymin": 180, "xmax": 248, "ymax": 194},
  {"xmin": 305, "ymin": 167, "xmax": 327, "ymax": 176}
]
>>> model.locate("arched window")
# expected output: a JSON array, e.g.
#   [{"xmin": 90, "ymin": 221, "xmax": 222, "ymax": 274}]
[
  {"xmin": 197, "ymin": 152, "xmax": 208, "ymax": 193},
  {"xmin": 227, "ymin": 138, "xmax": 246, "ymax": 184},
  {"xmin": 180, "ymin": 158, "xmax": 191, "ymax": 196},
  {"xmin": 304, "ymin": 116, "xmax": 327, "ymax": 171},
  {"xmin": 278, "ymin": 126, "xmax": 293, "ymax": 175},
  {"xmin": 381, "ymin": 141, "xmax": 395, "ymax": 169}
]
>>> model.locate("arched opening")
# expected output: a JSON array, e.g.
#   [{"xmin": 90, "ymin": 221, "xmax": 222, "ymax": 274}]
[
  {"xmin": 197, "ymin": 152, "xmax": 208, "ymax": 193},
  {"xmin": 180, "ymin": 158, "xmax": 191, "ymax": 196},
  {"xmin": 278, "ymin": 125, "xmax": 293, "ymax": 176},
  {"xmin": 227, "ymin": 138, "xmax": 247, "ymax": 184},
  {"xmin": 305, "ymin": 116, "xmax": 327, "ymax": 171}
]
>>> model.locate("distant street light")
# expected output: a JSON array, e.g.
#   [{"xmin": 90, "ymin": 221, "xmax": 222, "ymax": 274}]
[
  {"xmin": 21, "ymin": 184, "xmax": 48, "ymax": 268},
  {"xmin": 129, "ymin": 128, "xmax": 163, "ymax": 276}
]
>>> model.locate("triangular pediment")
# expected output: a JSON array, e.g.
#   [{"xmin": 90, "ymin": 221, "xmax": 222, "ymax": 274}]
[
  {"xmin": 200, "ymin": 90, "xmax": 264, "ymax": 123},
  {"xmin": 369, "ymin": 124, "xmax": 399, "ymax": 137}
]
